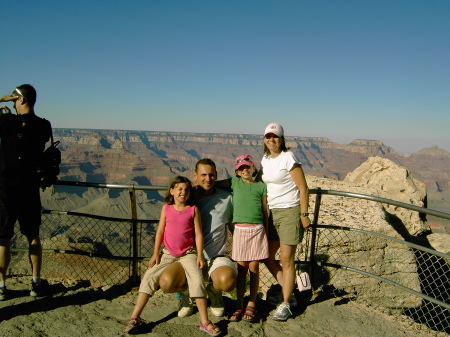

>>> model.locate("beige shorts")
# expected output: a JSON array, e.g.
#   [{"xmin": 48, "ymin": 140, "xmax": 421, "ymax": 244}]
[
  {"xmin": 139, "ymin": 250, "xmax": 206, "ymax": 298},
  {"xmin": 268, "ymin": 207, "xmax": 304, "ymax": 246},
  {"xmin": 203, "ymin": 256, "xmax": 237, "ymax": 281}
]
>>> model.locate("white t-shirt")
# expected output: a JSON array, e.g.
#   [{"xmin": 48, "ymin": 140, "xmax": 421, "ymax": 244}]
[{"xmin": 261, "ymin": 150, "xmax": 301, "ymax": 209}]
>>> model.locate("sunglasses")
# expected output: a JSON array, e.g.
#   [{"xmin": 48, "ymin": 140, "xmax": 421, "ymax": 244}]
[
  {"xmin": 13, "ymin": 88, "xmax": 27, "ymax": 102},
  {"xmin": 15, "ymin": 88, "xmax": 24, "ymax": 97},
  {"xmin": 265, "ymin": 134, "xmax": 279, "ymax": 139},
  {"xmin": 236, "ymin": 157, "xmax": 252, "ymax": 164}
]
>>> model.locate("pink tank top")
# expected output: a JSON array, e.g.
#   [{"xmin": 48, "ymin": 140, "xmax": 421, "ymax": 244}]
[{"xmin": 163, "ymin": 204, "xmax": 196, "ymax": 257}]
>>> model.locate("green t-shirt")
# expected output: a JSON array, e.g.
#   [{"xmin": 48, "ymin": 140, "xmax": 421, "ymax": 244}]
[{"xmin": 231, "ymin": 177, "xmax": 267, "ymax": 224}]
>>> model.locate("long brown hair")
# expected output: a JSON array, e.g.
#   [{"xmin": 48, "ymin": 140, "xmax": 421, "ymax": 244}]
[{"xmin": 164, "ymin": 176, "xmax": 194, "ymax": 205}]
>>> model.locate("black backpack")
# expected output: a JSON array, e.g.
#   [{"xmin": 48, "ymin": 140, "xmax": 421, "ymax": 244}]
[{"xmin": 38, "ymin": 132, "xmax": 61, "ymax": 191}]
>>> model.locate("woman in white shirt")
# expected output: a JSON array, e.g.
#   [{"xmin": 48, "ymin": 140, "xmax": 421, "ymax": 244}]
[{"xmin": 258, "ymin": 122, "xmax": 311, "ymax": 321}]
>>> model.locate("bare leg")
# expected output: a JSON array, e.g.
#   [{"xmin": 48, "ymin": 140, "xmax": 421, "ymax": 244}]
[
  {"xmin": 236, "ymin": 262, "xmax": 249, "ymax": 309},
  {"xmin": 238, "ymin": 261, "xmax": 260, "ymax": 321},
  {"xmin": 210, "ymin": 266, "xmax": 237, "ymax": 292},
  {"xmin": 263, "ymin": 240, "xmax": 283, "ymax": 285},
  {"xmin": 27, "ymin": 236, "xmax": 42, "ymax": 278},
  {"xmin": 0, "ymin": 239, "xmax": 11, "ymax": 282},
  {"xmin": 197, "ymin": 296, "xmax": 220, "ymax": 334},
  {"xmin": 247, "ymin": 260, "xmax": 259, "ymax": 307},
  {"xmin": 195, "ymin": 297, "xmax": 209, "ymax": 323},
  {"xmin": 279, "ymin": 244, "xmax": 296, "ymax": 303},
  {"xmin": 130, "ymin": 292, "xmax": 151, "ymax": 318},
  {"xmin": 208, "ymin": 265, "xmax": 236, "ymax": 317},
  {"xmin": 159, "ymin": 262, "xmax": 187, "ymax": 293}
]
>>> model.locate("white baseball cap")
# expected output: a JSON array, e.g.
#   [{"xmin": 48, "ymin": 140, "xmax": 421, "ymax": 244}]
[{"xmin": 264, "ymin": 122, "xmax": 284, "ymax": 137}]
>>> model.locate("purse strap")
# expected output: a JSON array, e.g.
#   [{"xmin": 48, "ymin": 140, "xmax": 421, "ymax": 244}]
[{"xmin": 304, "ymin": 227, "xmax": 310, "ymax": 262}]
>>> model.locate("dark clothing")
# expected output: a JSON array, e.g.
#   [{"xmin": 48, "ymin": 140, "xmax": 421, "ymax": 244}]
[{"xmin": 0, "ymin": 113, "xmax": 52, "ymax": 239}]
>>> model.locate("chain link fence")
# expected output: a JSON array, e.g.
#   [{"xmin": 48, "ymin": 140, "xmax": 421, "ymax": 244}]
[
  {"xmin": 312, "ymin": 225, "xmax": 449, "ymax": 333},
  {"xmin": 7, "ymin": 183, "xmax": 450, "ymax": 334},
  {"xmin": 9, "ymin": 210, "xmax": 303, "ymax": 292}
]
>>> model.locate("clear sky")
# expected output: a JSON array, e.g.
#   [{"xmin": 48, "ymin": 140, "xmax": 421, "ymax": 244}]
[{"xmin": 1, "ymin": 0, "xmax": 449, "ymax": 153}]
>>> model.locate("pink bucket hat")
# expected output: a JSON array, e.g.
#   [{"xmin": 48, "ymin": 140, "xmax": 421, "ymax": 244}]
[
  {"xmin": 264, "ymin": 122, "xmax": 284, "ymax": 137},
  {"xmin": 235, "ymin": 154, "xmax": 255, "ymax": 170}
]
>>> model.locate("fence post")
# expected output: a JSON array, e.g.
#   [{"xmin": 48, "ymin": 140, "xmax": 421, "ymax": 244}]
[
  {"xmin": 129, "ymin": 187, "xmax": 139, "ymax": 286},
  {"xmin": 309, "ymin": 187, "xmax": 322, "ymax": 290}
]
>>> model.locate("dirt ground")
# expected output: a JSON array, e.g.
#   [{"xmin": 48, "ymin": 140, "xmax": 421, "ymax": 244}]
[{"xmin": 0, "ymin": 277, "xmax": 446, "ymax": 337}]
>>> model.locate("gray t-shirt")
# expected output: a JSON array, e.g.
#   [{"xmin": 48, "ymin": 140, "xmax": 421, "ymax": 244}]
[{"xmin": 193, "ymin": 187, "xmax": 233, "ymax": 260}]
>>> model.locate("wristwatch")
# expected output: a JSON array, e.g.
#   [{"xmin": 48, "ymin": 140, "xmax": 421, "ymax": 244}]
[{"xmin": 300, "ymin": 212, "xmax": 309, "ymax": 217}]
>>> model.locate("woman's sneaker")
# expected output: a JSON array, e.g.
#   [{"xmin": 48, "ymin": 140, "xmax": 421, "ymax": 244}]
[
  {"xmin": 124, "ymin": 317, "xmax": 145, "ymax": 334},
  {"xmin": 273, "ymin": 302, "xmax": 292, "ymax": 321},
  {"xmin": 267, "ymin": 291, "xmax": 297, "ymax": 307}
]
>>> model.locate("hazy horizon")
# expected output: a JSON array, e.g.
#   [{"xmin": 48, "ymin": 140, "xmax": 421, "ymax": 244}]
[{"xmin": 53, "ymin": 126, "xmax": 447, "ymax": 155}]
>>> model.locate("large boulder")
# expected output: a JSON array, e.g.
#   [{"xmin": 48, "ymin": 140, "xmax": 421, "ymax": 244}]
[
  {"xmin": 304, "ymin": 175, "xmax": 422, "ymax": 307},
  {"xmin": 344, "ymin": 156, "xmax": 430, "ymax": 237}
]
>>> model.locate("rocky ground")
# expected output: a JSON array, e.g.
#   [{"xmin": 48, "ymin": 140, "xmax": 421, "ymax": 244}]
[{"xmin": 0, "ymin": 277, "xmax": 446, "ymax": 337}]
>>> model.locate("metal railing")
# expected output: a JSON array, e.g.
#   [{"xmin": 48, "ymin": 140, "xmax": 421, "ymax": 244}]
[
  {"xmin": 307, "ymin": 188, "xmax": 449, "ymax": 333},
  {"xmin": 8, "ymin": 181, "xmax": 450, "ymax": 334}
]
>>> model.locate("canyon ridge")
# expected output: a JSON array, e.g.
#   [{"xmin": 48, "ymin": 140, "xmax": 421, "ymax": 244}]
[{"xmin": 42, "ymin": 128, "xmax": 449, "ymax": 232}]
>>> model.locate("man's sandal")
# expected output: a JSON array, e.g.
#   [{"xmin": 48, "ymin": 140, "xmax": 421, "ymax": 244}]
[
  {"xmin": 242, "ymin": 306, "xmax": 257, "ymax": 322},
  {"xmin": 229, "ymin": 308, "xmax": 244, "ymax": 322},
  {"xmin": 199, "ymin": 320, "xmax": 221, "ymax": 336}
]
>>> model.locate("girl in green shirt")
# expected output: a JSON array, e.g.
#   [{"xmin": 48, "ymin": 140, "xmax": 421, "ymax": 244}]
[{"xmin": 216, "ymin": 154, "xmax": 269, "ymax": 323}]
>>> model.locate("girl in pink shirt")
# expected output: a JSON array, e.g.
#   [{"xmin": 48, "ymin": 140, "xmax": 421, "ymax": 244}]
[{"xmin": 125, "ymin": 176, "xmax": 220, "ymax": 336}]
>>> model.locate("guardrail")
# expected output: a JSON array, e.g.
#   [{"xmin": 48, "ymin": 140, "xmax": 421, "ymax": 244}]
[{"xmin": 8, "ymin": 181, "xmax": 450, "ymax": 334}]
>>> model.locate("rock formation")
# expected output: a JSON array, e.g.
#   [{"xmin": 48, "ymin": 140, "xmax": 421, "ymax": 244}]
[
  {"xmin": 304, "ymin": 175, "xmax": 422, "ymax": 308},
  {"xmin": 344, "ymin": 156, "xmax": 430, "ymax": 237}
]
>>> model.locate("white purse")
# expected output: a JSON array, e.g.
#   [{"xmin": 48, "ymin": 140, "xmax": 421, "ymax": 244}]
[
  {"xmin": 296, "ymin": 229, "xmax": 312, "ymax": 292},
  {"xmin": 297, "ymin": 272, "xmax": 312, "ymax": 292}
]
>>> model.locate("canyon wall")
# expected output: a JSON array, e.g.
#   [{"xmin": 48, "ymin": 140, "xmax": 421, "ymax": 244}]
[{"xmin": 45, "ymin": 128, "xmax": 449, "ymax": 231}]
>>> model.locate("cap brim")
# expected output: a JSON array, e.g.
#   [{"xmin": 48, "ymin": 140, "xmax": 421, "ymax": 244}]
[
  {"xmin": 235, "ymin": 161, "xmax": 255, "ymax": 170},
  {"xmin": 264, "ymin": 132, "xmax": 281, "ymax": 137}
]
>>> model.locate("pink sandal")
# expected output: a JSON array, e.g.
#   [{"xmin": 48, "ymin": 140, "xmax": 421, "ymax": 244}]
[
  {"xmin": 242, "ymin": 306, "xmax": 257, "ymax": 322},
  {"xmin": 230, "ymin": 308, "xmax": 244, "ymax": 322},
  {"xmin": 199, "ymin": 320, "xmax": 221, "ymax": 336}
]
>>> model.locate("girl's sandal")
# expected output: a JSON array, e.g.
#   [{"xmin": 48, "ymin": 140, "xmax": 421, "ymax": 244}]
[
  {"xmin": 229, "ymin": 308, "xmax": 244, "ymax": 322},
  {"xmin": 199, "ymin": 320, "xmax": 221, "ymax": 337},
  {"xmin": 242, "ymin": 306, "xmax": 257, "ymax": 322}
]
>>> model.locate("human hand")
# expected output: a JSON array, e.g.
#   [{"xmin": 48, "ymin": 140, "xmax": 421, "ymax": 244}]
[
  {"xmin": 0, "ymin": 94, "xmax": 19, "ymax": 103},
  {"xmin": 301, "ymin": 215, "xmax": 311, "ymax": 230},
  {"xmin": 0, "ymin": 105, "xmax": 11, "ymax": 114},
  {"xmin": 197, "ymin": 256, "xmax": 204, "ymax": 269},
  {"xmin": 149, "ymin": 253, "xmax": 160, "ymax": 267}
]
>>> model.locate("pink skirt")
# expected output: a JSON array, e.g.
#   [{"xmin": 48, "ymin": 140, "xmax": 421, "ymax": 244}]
[{"xmin": 231, "ymin": 224, "xmax": 269, "ymax": 262}]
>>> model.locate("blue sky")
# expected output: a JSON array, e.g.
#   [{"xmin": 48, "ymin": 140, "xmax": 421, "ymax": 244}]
[{"xmin": 1, "ymin": 0, "xmax": 449, "ymax": 153}]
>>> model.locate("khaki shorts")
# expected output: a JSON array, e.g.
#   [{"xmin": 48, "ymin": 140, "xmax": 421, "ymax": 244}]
[
  {"xmin": 268, "ymin": 207, "xmax": 304, "ymax": 246},
  {"xmin": 203, "ymin": 256, "xmax": 237, "ymax": 281},
  {"xmin": 139, "ymin": 250, "xmax": 206, "ymax": 298}
]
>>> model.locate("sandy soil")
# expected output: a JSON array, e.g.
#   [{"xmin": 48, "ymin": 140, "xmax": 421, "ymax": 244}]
[{"xmin": 0, "ymin": 277, "xmax": 446, "ymax": 337}]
